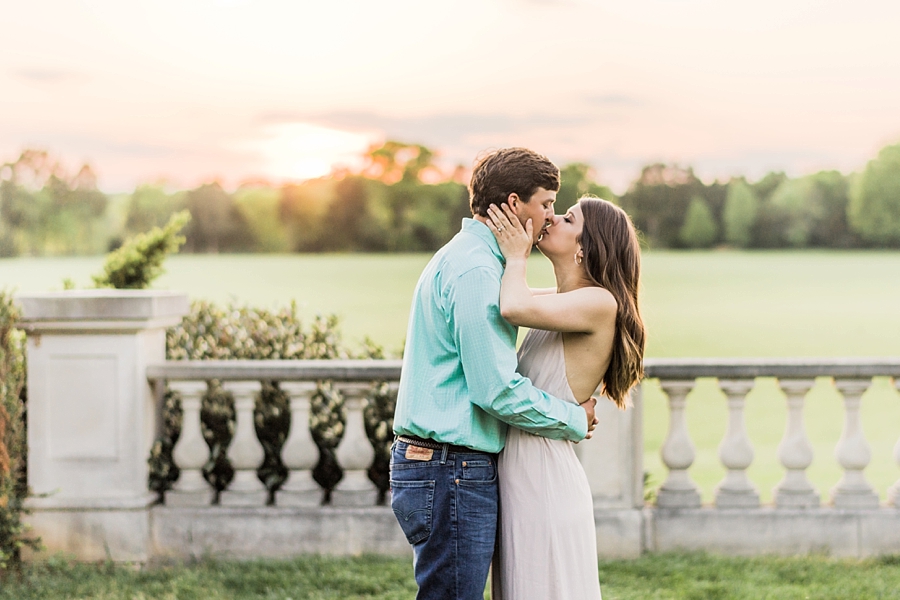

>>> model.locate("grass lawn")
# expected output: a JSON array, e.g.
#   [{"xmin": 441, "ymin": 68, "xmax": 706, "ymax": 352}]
[
  {"xmin": 2, "ymin": 251, "xmax": 899, "ymax": 503},
  {"xmin": 3, "ymin": 251, "xmax": 898, "ymax": 358},
  {"xmin": 3, "ymin": 553, "xmax": 900, "ymax": 599}
]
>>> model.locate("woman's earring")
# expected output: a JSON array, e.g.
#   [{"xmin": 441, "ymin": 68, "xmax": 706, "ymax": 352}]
[{"xmin": 574, "ymin": 252, "xmax": 582, "ymax": 266}]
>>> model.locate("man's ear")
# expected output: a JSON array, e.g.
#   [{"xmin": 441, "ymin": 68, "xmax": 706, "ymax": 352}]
[{"xmin": 506, "ymin": 193, "xmax": 521, "ymax": 214}]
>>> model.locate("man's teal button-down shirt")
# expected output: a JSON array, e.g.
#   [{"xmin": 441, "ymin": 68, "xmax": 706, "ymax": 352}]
[{"xmin": 393, "ymin": 218, "xmax": 588, "ymax": 453}]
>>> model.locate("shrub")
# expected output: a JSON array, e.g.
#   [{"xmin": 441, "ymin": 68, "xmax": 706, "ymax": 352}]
[
  {"xmin": 0, "ymin": 291, "xmax": 38, "ymax": 574},
  {"xmin": 154, "ymin": 301, "xmax": 393, "ymax": 504},
  {"xmin": 93, "ymin": 210, "xmax": 190, "ymax": 289}
]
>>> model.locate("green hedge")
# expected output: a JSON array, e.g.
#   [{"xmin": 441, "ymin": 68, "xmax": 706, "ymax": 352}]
[
  {"xmin": 0, "ymin": 291, "xmax": 38, "ymax": 574},
  {"xmin": 152, "ymin": 300, "xmax": 395, "ymax": 505}
]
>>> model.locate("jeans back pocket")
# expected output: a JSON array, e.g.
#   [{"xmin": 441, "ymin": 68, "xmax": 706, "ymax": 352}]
[{"xmin": 390, "ymin": 479, "xmax": 435, "ymax": 545}]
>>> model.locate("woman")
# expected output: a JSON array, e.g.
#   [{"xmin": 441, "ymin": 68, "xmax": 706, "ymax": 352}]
[{"xmin": 485, "ymin": 196, "xmax": 646, "ymax": 600}]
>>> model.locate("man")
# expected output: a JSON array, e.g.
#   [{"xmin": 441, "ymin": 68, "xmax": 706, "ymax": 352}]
[{"xmin": 391, "ymin": 147, "xmax": 598, "ymax": 600}]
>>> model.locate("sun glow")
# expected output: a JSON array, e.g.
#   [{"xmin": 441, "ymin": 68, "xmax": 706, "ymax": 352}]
[{"xmin": 258, "ymin": 122, "xmax": 378, "ymax": 181}]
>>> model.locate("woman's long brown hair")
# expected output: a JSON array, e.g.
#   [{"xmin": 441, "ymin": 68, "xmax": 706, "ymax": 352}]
[{"xmin": 578, "ymin": 197, "xmax": 646, "ymax": 409}]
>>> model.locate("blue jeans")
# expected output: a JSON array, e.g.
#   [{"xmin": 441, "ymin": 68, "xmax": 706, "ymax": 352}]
[{"xmin": 390, "ymin": 440, "xmax": 498, "ymax": 600}]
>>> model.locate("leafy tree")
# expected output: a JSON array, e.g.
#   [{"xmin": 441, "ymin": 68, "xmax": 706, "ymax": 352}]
[
  {"xmin": 327, "ymin": 176, "xmax": 379, "ymax": 251},
  {"xmin": 233, "ymin": 185, "xmax": 289, "ymax": 253},
  {"xmin": 751, "ymin": 171, "xmax": 789, "ymax": 203},
  {"xmin": 182, "ymin": 183, "xmax": 253, "ymax": 253},
  {"xmin": 723, "ymin": 180, "xmax": 759, "ymax": 248},
  {"xmin": 620, "ymin": 164, "xmax": 706, "ymax": 248},
  {"xmin": 93, "ymin": 211, "xmax": 190, "ymax": 289},
  {"xmin": 389, "ymin": 180, "xmax": 469, "ymax": 251},
  {"xmin": 279, "ymin": 179, "xmax": 332, "ymax": 252},
  {"xmin": 279, "ymin": 146, "xmax": 467, "ymax": 253},
  {"xmin": 124, "ymin": 184, "xmax": 185, "ymax": 237},
  {"xmin": 767, "ymin": 178, "xmax": 819, "ymax": 247},
  {"xmin": 848, "ymin": 143, "xmax": 900, "ymax": 246},
  {"xmin": 762, "ymin": 172, "xmax": 854, "ymax": 248},
  {"xmin": 0, "ymin": 150, "xmax": 108, "ymax": 256},
  {"xmin": 556, "ymin": 163, "xmax": 616, "ymax": 214},
  {"xmin": 362, "ymin": 141, "xmax": 441, "ymax": 185},
  {"xmin": 679, "ymin": 196, "xmax": 718, "ymax": 248},
  {"xmin": 806, "ymin": 170, "xmax": 855, "ymax": 247}
]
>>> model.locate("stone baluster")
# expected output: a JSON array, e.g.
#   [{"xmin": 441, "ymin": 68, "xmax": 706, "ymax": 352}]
[
  {"xmin": 165, "ymin": 381, "xmax": 215, "ymax": 506},
  {"xmin": 656, "ymin": 380, "xmax": 701, "ymax": 508},
  {"xmin": 714, "ymin": 379, "xmax": 759, "ymax": 508},
  {"xmin": 220, "ymin": 380, "xmax": 268, "ymax": 506},
  {"xmin": 831, "ymin": 379, "xmax": 879, "ymax": 508},
  {"xmin": 773, "ymin": 379, "xmax": 818, "ymax": 508},
  {"xmin": 277, "ymin": 381, "xmax": 322, "ymax": 506},
  {"xmin": 331, "ymin": 382, "xmax": 378, "ymax": 506},
  {"xmin": 889, "ymin": 378, "xmax": 900, "ymax": 507}
]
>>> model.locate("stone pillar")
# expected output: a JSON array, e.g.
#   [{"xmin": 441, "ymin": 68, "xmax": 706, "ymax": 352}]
[
  {"xmin": 165, "ymin": 381, "xmax": 215, "ymax": 507},
  {"xmin": 773, "ymin": 379, "xmax": 819, "ymax": 508},
  {"xmin": 18, "ymin": 290, "xmax": 189, "ymax": 562},
  {"xmin": 277, "ymin": 381, "xmax": 322, "ymax": 506},
  {"xmin": 714, "ymin": 379, "xmax": 759, "ymax": 508},
  {"xmin": 331, "ymin": 383, "xmax": 378, "ymax": 506},
  {"xmin": 889, "ymin": 378, "xmax": 900, "ymax": 508},
  {"xmin": 656, "ymin": 380, "xmax": 701, "ymax": 508},
  {"xmin": 831, "ymin": 378, "xmax": 878, "ymax": 508},
  {"xmin": 219, "ymin": 380, "xmax": 267, "ymax": 506}
]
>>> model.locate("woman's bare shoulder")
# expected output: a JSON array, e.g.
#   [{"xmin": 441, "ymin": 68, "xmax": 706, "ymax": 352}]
[{"xmin": 565, "ymin": 286, "xmax": 617, "ymax": 316}]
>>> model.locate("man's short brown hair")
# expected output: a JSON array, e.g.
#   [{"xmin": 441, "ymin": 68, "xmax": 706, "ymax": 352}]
[{"xmin": 468, "ymin": 148, "xmax": 560, "ymax": 217}]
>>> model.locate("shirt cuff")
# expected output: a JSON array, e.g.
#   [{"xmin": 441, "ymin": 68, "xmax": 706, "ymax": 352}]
[{"xmin": 566, "ymin": 401, "xmax": 589, "ymax": 441}]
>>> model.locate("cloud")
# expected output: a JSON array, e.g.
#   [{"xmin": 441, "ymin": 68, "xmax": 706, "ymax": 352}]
[
  {"xmin": 506, "ymin": 0, "xmax": 581, "ymax": 6},
  {"xmin": 586, "ymin": 94, "xmax": 643, "ymax": 107},
  {"xmin": 259, "ymin": 110, "xmax": 593, "ymax": 147},
  {"xmin": 12, "ymin": 68, "xmax": 85, "ymax": 84}
]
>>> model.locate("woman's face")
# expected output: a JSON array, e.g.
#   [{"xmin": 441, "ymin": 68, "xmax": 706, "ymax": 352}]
[{"xmin": 538, "ymin": 203, "xmax": 585, "ymax": 259}]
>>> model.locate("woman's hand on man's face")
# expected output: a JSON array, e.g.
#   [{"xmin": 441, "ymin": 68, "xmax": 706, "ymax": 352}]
[{"xmin": 486, "ymin": 203, "xmax": 533, "ymax": 260}]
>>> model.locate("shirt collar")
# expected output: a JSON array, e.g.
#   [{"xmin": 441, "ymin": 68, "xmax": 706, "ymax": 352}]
[{"xmin": 461, "ymin": 218, "xmax": 505, "ymax": 265}]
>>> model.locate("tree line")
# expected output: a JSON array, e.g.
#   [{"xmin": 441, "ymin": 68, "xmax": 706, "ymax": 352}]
[
  {"xmin": 2, "ymin": 142, "xmax": 899, "ymax": 256},
  {"xmin": 621, "ymin": 147, "xmax": 900, "ymax": 249}
]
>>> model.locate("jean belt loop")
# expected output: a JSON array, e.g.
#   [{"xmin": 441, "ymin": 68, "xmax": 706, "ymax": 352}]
[{"xmin": 440, "ymin": 443, "xmax": 449, "ymax": 464}]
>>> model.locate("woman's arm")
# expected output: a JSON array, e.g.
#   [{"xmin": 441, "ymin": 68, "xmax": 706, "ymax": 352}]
[
  {"xmin": 531, "ymin": 287, "xmax": 557, "ymax": 296},
  {"xmin": 500, "ymin": 258, "xmax": 614, "ymax": 331},
  {"xmin": 486, "ymin": 204, "xmax": 616, "ymax": 333}
]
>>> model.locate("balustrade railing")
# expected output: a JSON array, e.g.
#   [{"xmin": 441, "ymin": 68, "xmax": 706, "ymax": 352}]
[
  {"xmin": 148, "ymin": 360, "xmax": 403, "ymax": 507},
  {"xmin": 149, "ymin": 357, "xmax": 900, "ymax": 512},
  {"xmin": 646, "ymin": 358, "xmax": 900, "ymax": 510}
]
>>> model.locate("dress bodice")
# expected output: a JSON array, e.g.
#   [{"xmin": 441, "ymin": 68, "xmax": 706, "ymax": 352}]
[{"xmin": 516, "ymin": 328, "xmax": 578, "ymax": 405}]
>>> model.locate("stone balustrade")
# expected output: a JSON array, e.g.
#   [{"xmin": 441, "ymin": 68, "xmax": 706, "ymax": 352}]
[
  {"xmin": 16, "ymin": 291, "xmax": 900, "ymax": 562},
  {"xmin": 644, "ymin": 358, "xmax": 900, "ymax": 556},
  {"xmin": 153, "ymin": 362, "xmax": 404, "ymax": 509},
  {"xmin": 646, "ymin": 359, "xmax": 900, "ymax": 510}
]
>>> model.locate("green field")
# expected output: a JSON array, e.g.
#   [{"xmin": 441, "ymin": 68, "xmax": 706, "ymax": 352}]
[{"xmin": 2, "ymin": 251, "xmax": 899, "ymax": 503}]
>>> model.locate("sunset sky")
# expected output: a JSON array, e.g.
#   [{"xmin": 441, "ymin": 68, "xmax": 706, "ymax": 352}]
[{"xmin": 2, "ymin": 0, "xmax": 899, "ymax": 192}]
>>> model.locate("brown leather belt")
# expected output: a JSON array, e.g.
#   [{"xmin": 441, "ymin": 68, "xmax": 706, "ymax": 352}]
[{"xmin": 396, "ymin": 435, "xmax": 484, "ymax": 455}]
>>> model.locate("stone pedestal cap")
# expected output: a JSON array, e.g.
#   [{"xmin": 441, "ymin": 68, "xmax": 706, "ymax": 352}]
[{"xmin": 16, "ymin": 290, "xmax": 190, "ymax": 332}]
